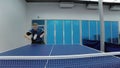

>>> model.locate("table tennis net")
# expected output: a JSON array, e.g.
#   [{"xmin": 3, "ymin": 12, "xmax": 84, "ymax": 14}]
[
  {"xmin": 0, "ymin": 52, "xmax": 120, "ymax": 60},
  {"xmin": 0, "ymin": 52, "xmax": 120, "ymax": 68}
]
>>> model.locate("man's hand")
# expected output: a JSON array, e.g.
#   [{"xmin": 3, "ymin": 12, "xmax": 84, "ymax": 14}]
[
  {"xmin": 40, "ymin": 33, "xmax": 45, "ymax": 38},
  {"xmin": 24, "ymin": 34, "xmax": 31, "ymax": 41}
]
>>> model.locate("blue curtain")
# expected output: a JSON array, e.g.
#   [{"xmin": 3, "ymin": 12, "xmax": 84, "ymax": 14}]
[
  {"xmin": 105, "ymin": 21, "xmax": 112, "ymax": 43},
  {"xmin": 32, "ymin": 20, "xmax": 45, "ymax": 25},
  {"xmin": 46, "ymin": 20, "xmax": 54, "ymax": 45},
  {"xmin": 82, "ymin": 20, "xmax": 89, "ymax": 44},
  {"xmin": 73, "ymin": 20, "xmax": 80, "ymax": 44},
  {"xmin": 64, "ymin": 20, "xmax": 72, "ymax": 45},
  {"xmin": 97, "ymin": 21, "xmax": 101, "ymax": 41},
  {"xmin": 111, "ymin": 21, "xmax": 119, "ymax": 44},
  {"xmin": 56, "ymin": 20, "xmax": 63, "ymax": 45},
  {"xmin": 45, "ymin": 20, "xmax": 119, "ymax": 45},
  {"xmin": 90, "ymin": 20, "xmax": 97, "ymax": 40}
]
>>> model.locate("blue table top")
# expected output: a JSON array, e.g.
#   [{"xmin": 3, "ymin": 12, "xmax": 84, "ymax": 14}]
[{"xmin": 0, "ymin": 45, "xmax": 99, "ymax": 56}]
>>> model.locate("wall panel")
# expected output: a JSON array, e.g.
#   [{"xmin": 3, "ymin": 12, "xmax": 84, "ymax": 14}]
[
  {"xmin": 112, "ymin": 21, "xmax": 119, "ymax": 44},
  {"xmin": 64, "ymin": 20, "xmax": 72, "ymax": 45},
  {"xmin": 82, "ymin": 20, "xmax": 89, "ymax": 43},
  {"xmin": 105, "ymin": 21, "xmax": 112, "ymax": 43},
  {"xmin": 73, "ymin": 20, "xmax": 80, "ymax": 44},
  {"xmin": 47, "ymin": 20, "xmax": 54, "ymax": 45},
  {"xmin": 56, "ymin": 20, "xmax": 63, "ymax": 45},
  {"xmin": 90, "ymin": 20, "xmax": 97, "ymax": 40}
]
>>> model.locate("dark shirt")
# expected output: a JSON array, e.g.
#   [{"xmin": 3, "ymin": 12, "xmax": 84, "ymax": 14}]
[{"xmin": 26, "ymin": 28, "xmax": 44, "ymax": 43}]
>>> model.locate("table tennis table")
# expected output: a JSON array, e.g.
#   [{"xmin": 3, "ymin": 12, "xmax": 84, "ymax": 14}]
[{"xmin": 0, "ymin": 44, "xmax": 120, "ymax": 68}]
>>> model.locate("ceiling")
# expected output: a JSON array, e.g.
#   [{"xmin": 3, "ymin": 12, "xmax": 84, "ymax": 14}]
[
  {"xmin": 25, "ymin": 0, "xmax": 79, "ymax": 2},
  {"xmin": 25, "ymin": 0, "xmax": 120, "ymax": 5},
  {"xmin": 25, "ymin": 0, "xmax": 97, "ymax": 5}
]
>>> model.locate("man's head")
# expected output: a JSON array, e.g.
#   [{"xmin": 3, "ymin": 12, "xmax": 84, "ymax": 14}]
[{"xmin": 32, "ymin": 23, "xmax": 38, "ymax": 30}]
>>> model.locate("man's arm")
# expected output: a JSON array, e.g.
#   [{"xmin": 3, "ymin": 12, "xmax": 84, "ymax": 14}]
[
  {"xmin": 40, "ymin": 30, "xmax": 45, "ymax": 38},
  {"xmin": 40, "ymin": 33, "xmax": 45, "ymax": 38},
  {"xmin": 24, "ymin": 32, "xmax": 31, "ymax": 40}
]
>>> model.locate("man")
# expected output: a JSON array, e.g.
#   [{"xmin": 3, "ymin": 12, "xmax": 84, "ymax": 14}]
[{"xmin": 24, "ymin": 23, "xmax": 45, "ymax": 44}]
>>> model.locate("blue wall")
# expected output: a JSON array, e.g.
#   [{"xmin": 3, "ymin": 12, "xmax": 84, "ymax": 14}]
[
  {"xmin": 46, "ymin": 20, "xmax": 54, "ymax": 44},
  {"xmin": 32, "ymin": 20, "xmax": 45, "ymax": 25},
  {"xmin": 56, "ymin": 20, "xmax": 63, "ymax": 45},
  {"xmin": 111, "ymin": 21, "xmax": 119, "ymax": 44},
  {"xmin": 105, "ymin": 21, "xmax": 112, "ymax": 43},
  {"xmin": 32, "ymin": 20, "xmax": 119, "ymax": 45},
  {"xmin": 90, "ymin": 20, "xmax": 97, "ymax": 40},
  {"xmin": 64, "ymin": 20, "xmax": 72, "ymax": 45},
  {"xmin": 82, "ymin": 20, "xmax": 89, "ymax": 41},
  {"xmin": 73, "ymin": 20, "xmax": 80, "ymax": 44}
]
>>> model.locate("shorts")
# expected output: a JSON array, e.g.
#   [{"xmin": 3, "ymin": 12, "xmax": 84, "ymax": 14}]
[{"xmin": 32, "ymin": 41, "xmax": 45, "ymax": 45}]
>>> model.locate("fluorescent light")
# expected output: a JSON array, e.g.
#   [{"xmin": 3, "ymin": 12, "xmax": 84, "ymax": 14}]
[
  {"xmin": 113, "ymin": 0, "xmax": 120, "ymax": 3},
  {"xmin": 90, "ymin": 0, "xmax": 98, "ymax": 1},
  {"xmin": 104, "ymin": 0, "xmax": 120, "ymax": 3},
  {"xmin": 103, "ymin": 0, "xmax": 114, "ymax": 2},
  {"xmin": 89, "ymin": 0, "xmax": 114, "ymax": 2}
]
